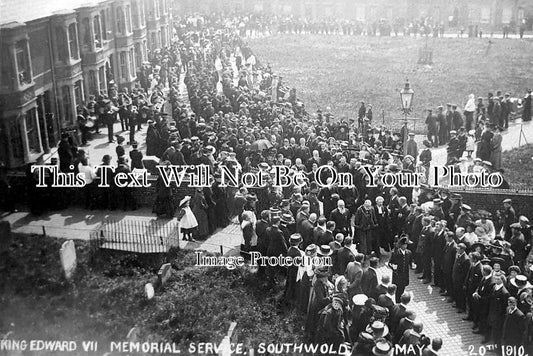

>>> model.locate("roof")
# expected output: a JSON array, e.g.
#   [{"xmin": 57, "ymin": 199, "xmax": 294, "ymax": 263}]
[{"xmin": 0, "ymin": 0, "xmax": 107, "ymax": 25}]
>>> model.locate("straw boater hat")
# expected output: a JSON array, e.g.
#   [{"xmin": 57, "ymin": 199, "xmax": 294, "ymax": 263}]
[
  {"xmin": 366, "ymin": 321, "xmax": 390, "ymax": 338},
  {"xmin": 289, "ymin": 233, "xmax": 302, "ymax": 245},
  {"xmin": 179, "ymin": 196, "xmax": 191, "ymax": 207},
  {"xmin": 372, "ymin": 339, "xmax": 393, "ymax": 356},
  {"xmin": 511, "ymin": 275, "xmax": 532, "ymax": 289},
  {"xmin": 319, "ymin": 245, "xmax": 333, "ymax": 256},
  {"xmin": 352, "ymin": 294, "xmax": 368, "ymax": 306}
]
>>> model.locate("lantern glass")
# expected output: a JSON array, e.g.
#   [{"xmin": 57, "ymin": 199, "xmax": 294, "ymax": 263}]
[{"xmin": 400, "ymin": 81, "xmax": 414, "ymax": 110}]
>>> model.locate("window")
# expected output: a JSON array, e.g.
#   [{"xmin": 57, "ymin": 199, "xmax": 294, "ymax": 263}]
[
  {"xmin": 134, "ymin": 42, "xmax": 142, "ymax": 69},
  {"xmin": 139, "ymin": 1, "xmax": 145, "ymax": 27},
  {"xmin": 74, "ymin": 80, "xmax": 83, "ymax": 110},
  {"xmin": 481, "ymin": 7, "xmax": 491, "ymax": 24},
  {"xmin": 143, "ymin": 40, "xmax": 147, "ymax": 60},
  {"xmin": 88, "ymin": 70, "xmax": 97, "ymax": 95},
  {"xmin": 129, "ymin": 48, "xmax": 135, "ymax": 77},
  {"xmin": 68, "ymin": 23, "xmax": 79, "ymax": 59},
  {"xmin": 82, "ymin": 18, "xmax": 92, "ymax": 51},
  {"xmin": 15, "ymin": 40, "xmax": 31, "ymax": 84},
  {"xmin": 120, "ymin": 51, "xmax": 127, "ymax": 79},
  {"xmin": 94, "ymin": 15, "xmax": 102, "ymax": 49},
  {"xmin": 98, "ymin": 66, "xmax": 106, "ymax": 93},
  {"xmin": 155, "ymin": 0, "xmax": 160, "ymax": 18},
  {"xmin": 125, "ymin": 5, "xmax": 132, "ymax": 33},
  {"xmin": 1, "ymin": 49, "xmax": 13, "ymax": 90},
  {"xmin": 25, "ymin": 109, "xmax": 40, "ymax": 153},
  {"xmin": 116, "ymin": 7, "xmax": 125, "ymax": 35},
  {"xmin": 132, "ymin": 1, "xmax": 139, "ymax": 29},
  {"xmin": 55, "ymin": 27, "xmax": 69, "ymax": 62},
  {"xmin": 9, "ymin": 120, "xmax": 24, "ymax": 159},
  {"xmin": 150, "ymin": 32, "xmax": 157, "ymax": 50},
  {"xmin": 100, "ymin": 10, "xmax": 108, "ymax": 40},
  {"xmin": 502, "ymin": 8, "xmax": 512, "ymax": 24},
  {"xmin": 62, "ymin": 85, "xmax": 73, "ymax": 124},
  {"xmin": 161, "ymin": 26, "xmax": 167, "ymax": 46}
]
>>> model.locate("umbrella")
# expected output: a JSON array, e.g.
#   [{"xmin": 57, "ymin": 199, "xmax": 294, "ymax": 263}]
[{"xmin": 251, "ymin": 139, "xmax": 273, "ymax": 151}]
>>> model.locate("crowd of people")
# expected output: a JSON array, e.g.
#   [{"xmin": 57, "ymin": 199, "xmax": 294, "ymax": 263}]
[
  {"xmin": 8, "ymin": 11, "xmax": 533, "ymax": 355},
  {"xmin": 165, "ymin": 15, "xmax": 533, "ymax": 355}
]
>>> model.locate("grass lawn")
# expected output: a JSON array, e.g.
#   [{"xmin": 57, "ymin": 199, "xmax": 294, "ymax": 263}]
[
  {"xmin": 0, "ymin": 234, "xmax": 303, "ymax": 353},
  {"xmin": 501, "ymin": 143, "xmax": 533, "ymax": 186},
  {"xmin": 249, "ymin": 35, "xmax": 533, "ymax": 131}
]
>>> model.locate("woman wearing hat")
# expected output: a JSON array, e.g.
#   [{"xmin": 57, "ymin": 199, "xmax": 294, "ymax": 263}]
[
  {"xmin": 240, "ymin": 210, "xmax": 257, "ymax": 255},
  {"xmin": 314, "ymin": 296, "xmax": 347, "ymax": 347},
  {"xmin": 510, "ymin": 223, "xmax": 527, "ymax": 268},
  {"xmin": 176, "ymin": 196, "xmax": 197, "ymax": 241},
  {"xmin": 305, "ymin": 266, "xmax": 333, "ymax": 342},
  {"xmin": 191, "ymin": 188, "xmax": 209, "ymax": 239}
]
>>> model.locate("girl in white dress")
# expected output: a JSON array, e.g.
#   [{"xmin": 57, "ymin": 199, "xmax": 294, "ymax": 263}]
[{"xmin": 177, "ymin": 196, "xmax": 198, "ymax": 241}]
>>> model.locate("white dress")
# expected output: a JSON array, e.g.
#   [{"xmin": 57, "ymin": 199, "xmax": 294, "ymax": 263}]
[{"xmin": 180, "ymin": 206, "xmax": 198, "ymax": 229}]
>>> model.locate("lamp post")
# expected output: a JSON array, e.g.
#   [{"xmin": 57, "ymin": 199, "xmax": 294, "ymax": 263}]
[{"xmin": 399, "ymin": 79, "xmax": 414, "ymax": 155}]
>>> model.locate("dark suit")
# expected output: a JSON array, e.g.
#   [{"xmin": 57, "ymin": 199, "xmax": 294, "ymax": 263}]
[
  {"xmin": 284, "ymin": 246, "xmax": 302, "ymax": 305},
  {"xmin": 300, "ymin": 219, "xmax": 314, "ymax": 248},
  {"xmin": 390, "ymin": 304, "xmax": 409, "ymax": 335},
  {"xmin": 334, "ymin": 246, "xmax": 355, "ymax": 276},
  {"xmin": 432, "ymin": 230, "xmax": 447, "ymax": 288},
  {"xmin": 361, "ymin": 267, "xmax": 378, "ymax": 300},
  {"xmin": 375, "ymin": 284, "xmax": 388, "ymax": 298},
  {"xmin": 330, "ymin": 208, "xmax": 351, "ymax": 237},
  {"xmin": 377, "ymin": 294, "xmax": 395, "ymax": 316},
  {"xmin": 395, "ymin": 317, "xmax": 414, "ymax": 344},
  {"xmin": 442, "ymin": 241, "xmax": 456, "ymax": 294},
  {"xmin": 345, "ymin": 261, "xmax": 363, "ymax": 299},
  {"xmin": 255, "ymin": 219, "xmax": 269, "ymax": 255},
  {"xmin": 312, "ymin": 226, "xmax": 326, "ymax": 246},
  {"xmin": 390, "ymin": 248, "xmax": 413, "ymax": 302},
  {"xmin": 502, "ymin": 308, "xmax": 526, "ymax": 346},
  {"xmin": 266, "ymin": 225, "xmax": 287, "ymax": 257},
  {"xmin": 374, "ymin": 205, "xmax": 391, "ymax": 252},
  {"xmin": 488, "ymin": 285, "xmax": 510, "ymax": 343},
  {"xmin": 318, "ymin": 230, "xmax": 334, "ymax": 247},
  {"xmin": 474, "ymin": 276, "xmax": 495, "ymax": 331},
  {"xmin": 452, "ymin": 252, "xmax": 470, "ymax": 310},
  {"xmin": 465, "ymin": 262, "xmax": 483, "ymax": 320}
]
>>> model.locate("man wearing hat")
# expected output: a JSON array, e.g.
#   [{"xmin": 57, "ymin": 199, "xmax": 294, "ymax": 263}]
[
  {"xmin": 437, "ymin": 105, "xmax": 447, "ymax": 145},
  {"xmin": 405, "ymin": 132, "xmax": 418, "ymax": 162},
  {"xmin": 425, "ymin": 109, "xmax": 438, "ymax": 148},
  {"xmin": 501, "ymin": 198, "xmax": 516, "ymax": 240},
  {"xmin": 446, "ymin": 130, "xmax": 460, "ymax": 164},
  {"xmin": 266, "ymin": 215, "xmax": 287, "ymax": 284},
  {"xmin": 389, "ymin": 236, "xmax": 413, "ymax": 302},
  {"xmin": 451, "ymin": 104, "xmax": 464, "ymax": 131},
  {"xmin": 452, "ymin": 243, "xmax": 470, "ymax": 313},
  {"xmin": 284, "ymin": 233, "xmax": 303, "ymax": 306}
]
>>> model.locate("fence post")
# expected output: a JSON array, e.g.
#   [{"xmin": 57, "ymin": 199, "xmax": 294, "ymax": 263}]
[
  {"xmin": 42, "ymin": 226, "xmax": 46, "ymax": 238},
  {"xmin": 220, "ymin": 245, "xmax": 223, "ymax": 255}
]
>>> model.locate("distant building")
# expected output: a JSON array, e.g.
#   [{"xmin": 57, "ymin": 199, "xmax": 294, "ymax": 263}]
[
  {"xmin": 0, "ymin": 0, "xmax": 172, "ymax": 168},
  {"xmin": 174, "ymin": 0, "xmax": 533, "ymax": 30}
]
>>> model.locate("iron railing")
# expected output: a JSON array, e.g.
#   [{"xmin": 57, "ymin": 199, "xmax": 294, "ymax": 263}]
[{"xmin": 90, "ymin": 218, "xmax": 180, "ymax": 253}]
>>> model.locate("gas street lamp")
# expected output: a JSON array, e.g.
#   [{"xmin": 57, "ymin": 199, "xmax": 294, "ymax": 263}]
[{"xmin": 399, "ymin": 80, "xmax": 414, "ymax": 155}]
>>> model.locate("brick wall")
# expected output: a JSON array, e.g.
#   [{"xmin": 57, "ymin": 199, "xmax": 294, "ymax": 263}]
[{"xmin": 449, "ymin": 188, "xmax": 533, "ymax": 219}]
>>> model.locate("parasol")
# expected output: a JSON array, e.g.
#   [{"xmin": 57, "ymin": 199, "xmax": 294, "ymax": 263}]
[{"xmin": 250, "ymin": 139, "xmax": 273, "ymax": 151}]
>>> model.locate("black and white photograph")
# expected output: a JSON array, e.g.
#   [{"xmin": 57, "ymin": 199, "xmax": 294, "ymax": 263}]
[{"xmin": 1, "ymin": 0, "xmax": 533, "ymax": 355}]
